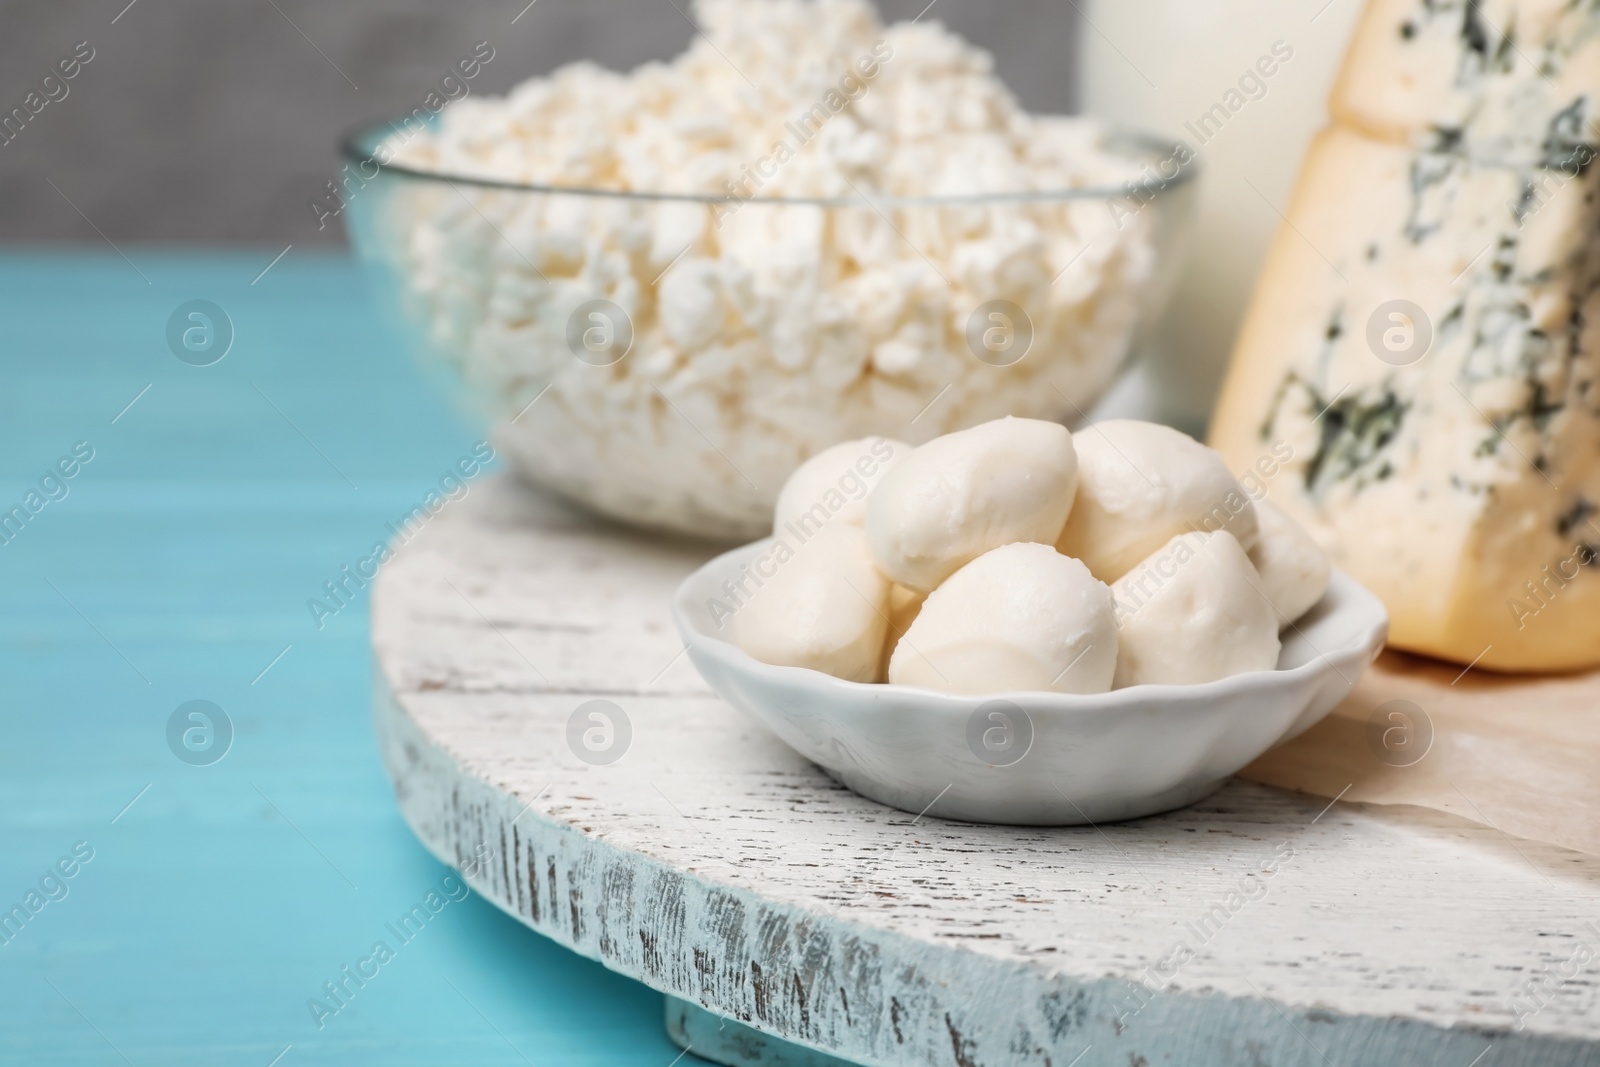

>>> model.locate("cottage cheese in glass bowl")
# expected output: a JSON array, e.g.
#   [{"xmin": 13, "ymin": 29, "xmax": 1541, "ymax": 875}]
[{"xmin": 343, "ymin": 0, "xmax": 1195, "ymax": 539}]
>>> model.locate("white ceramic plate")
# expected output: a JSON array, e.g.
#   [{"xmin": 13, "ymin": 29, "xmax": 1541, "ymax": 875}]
[{"xmin": 672, "ymin": 539, "xmax": 1389, "ymax": 826}]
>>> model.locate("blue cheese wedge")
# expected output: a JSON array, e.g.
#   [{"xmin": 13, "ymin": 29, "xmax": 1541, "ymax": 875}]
[
  {"xmin": 1211, "ymin": 125, "xmax": 1600, "ymax": 671},
  {"xmin": 1331, "ymin": 0, "xmax": 1600, "ymax": 165}
]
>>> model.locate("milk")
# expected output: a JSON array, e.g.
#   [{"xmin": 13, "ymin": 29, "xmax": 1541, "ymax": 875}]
[{"xmin": 1080, "ymin": 0, "xmax": 1363, "ymax": 431}]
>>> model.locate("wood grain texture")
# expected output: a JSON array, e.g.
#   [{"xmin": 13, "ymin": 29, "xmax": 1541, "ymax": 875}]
[{"xmin": 373, "ymin": 474, "xmax": 1600, "ymax": 1067}]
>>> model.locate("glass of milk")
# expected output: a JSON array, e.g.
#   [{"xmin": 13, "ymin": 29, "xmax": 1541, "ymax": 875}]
[{"xmin": 1079, "ymin": 0, "xmax": 1363, "ymax": 433}]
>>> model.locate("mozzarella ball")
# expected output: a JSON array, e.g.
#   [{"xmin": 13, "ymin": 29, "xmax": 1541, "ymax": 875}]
[
  {"xmin": 886, "ymin": 583, "xmax": 928, "ymax": 638},
  {"xmin": 1057, "ymin": 420, "xmax": 1259, "ymax": 583},
  {"xmin": 729, "ymin": 524, "xmax": 890, "ymax": 683},
  {"xmin": 880, "ymin": 583, "xmax": 929, "ymax": 677},
  {"xmin": 888, "ymin": 542, "xmax": 1117, "ymax": 695},
  {"xmin": 1110, "ymin": 531, "xmax": 1280, "ymax": 688},
  {"xmin": 1249, "ymin": 498, "xmax": 1332, "ymax": 625},
  {"xmin": 773, "ymin": 437, "xmax": 911, "ymax": 535},
  {"xmin": 867, "ymin": 417, "xmax": 1079, "ymax": 592}
]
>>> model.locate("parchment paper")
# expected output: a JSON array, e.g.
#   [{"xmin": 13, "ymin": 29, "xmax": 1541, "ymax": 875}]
[{"xmin": 1240, "ymin": 650, "xmax": 1600, "ymax": 858}]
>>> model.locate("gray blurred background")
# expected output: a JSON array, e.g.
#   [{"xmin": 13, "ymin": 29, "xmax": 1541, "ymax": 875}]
[{"xmin": 0, "ymin": 0, "xmax": 1081, "ymax": 246}]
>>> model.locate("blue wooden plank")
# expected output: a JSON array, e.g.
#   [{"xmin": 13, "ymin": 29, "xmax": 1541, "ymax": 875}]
[{"xmin": 0, "ymin": 252, "xmax": 711, "ymax": 1065}]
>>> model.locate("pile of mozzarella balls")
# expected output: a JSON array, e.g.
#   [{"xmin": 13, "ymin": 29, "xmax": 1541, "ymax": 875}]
[{"xmin": 726, "ymin": 417, "xmax": 1331, "ymax": 694}]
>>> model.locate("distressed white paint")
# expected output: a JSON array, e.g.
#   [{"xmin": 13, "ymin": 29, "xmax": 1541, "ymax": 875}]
[{"xmin": 374, "ymin": 476, "xmax": 1600, "ymax": 1067}]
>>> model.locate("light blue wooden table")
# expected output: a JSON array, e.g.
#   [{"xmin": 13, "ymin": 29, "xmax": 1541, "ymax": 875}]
[{"xmin": 0, "ymin": 250, "xmax": 711, "ymax": 1066}]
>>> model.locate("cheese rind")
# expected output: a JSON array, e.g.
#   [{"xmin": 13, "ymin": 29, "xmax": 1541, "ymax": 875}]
[{"xmin": 1212, "ymin": 126, "xmax": 1600, "ymax": 671}]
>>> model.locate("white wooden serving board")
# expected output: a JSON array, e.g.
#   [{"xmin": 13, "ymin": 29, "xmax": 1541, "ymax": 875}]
[{"xmin": 372, "ymin": 474, "xmax": 1600, "ymax": 1067}]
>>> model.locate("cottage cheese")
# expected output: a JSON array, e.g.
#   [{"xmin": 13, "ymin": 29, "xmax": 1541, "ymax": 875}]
[{"xmin": 374, "ymin": 0, "xmax": 1160, "ymax": 538}]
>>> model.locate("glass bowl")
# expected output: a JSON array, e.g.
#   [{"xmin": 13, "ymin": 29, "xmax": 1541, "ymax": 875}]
[{"xmin": 340, "ymin": 121, "xmax": 1197, "ymax": 541}]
